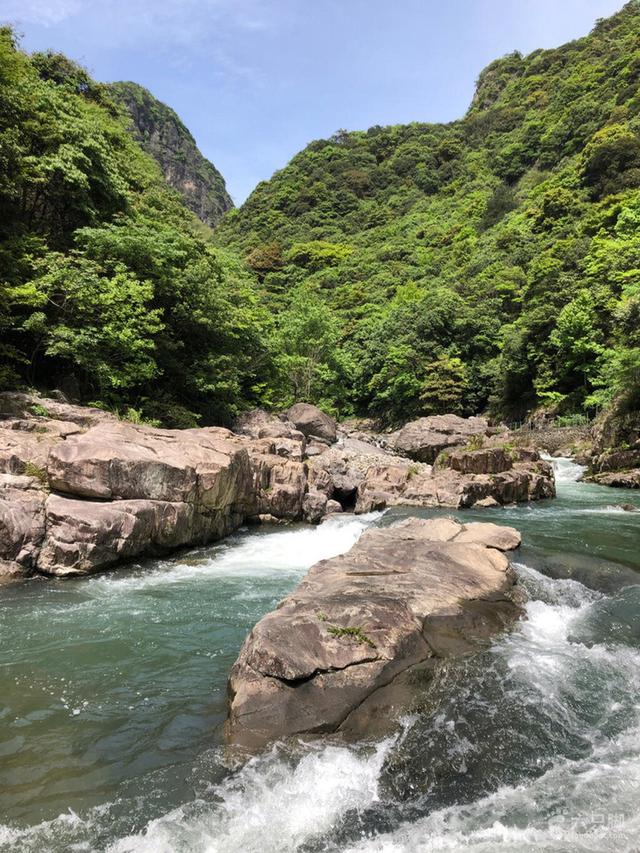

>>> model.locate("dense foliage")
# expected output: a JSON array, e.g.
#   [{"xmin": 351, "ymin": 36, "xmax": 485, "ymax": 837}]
[
  {"xmin": 2, "ymin": 3, "xmax": 640, "ymax": 428},
  {"xmin": 0, "ymin": 30, "xmax": 270, "ymax": 426},
  {"xmin": 217, "ymin": 1, "xmax": 640, "ymax": 422}
]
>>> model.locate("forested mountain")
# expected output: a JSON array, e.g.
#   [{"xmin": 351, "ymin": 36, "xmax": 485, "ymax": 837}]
[
  {"xmin": 108, "ymin": 81, "xmax": 233, "ymax": 227},
  {"xmin": 1, "ymin": 3, "xmax": 639, "ymax": 429},
  {"xmin": 217, "ymin": 0, "xmax": 640, "ymax": 423},
  {"xmin": 0, "ymin": 32, "xmax": 269, "ymax": 427}
]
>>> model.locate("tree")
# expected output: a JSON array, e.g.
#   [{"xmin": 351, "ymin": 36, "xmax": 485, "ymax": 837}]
[
  {"xmin": 420, "ymin": 356, "xmax": 469, "ymax": 415},
  {"xmin": 273, "ymin": 289, "xmax": 350, "ymax": 410}
]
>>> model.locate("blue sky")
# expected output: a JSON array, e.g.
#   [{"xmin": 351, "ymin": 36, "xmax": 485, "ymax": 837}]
[{"xmin": 4, "ymin": 0, "xmax": 626, "ymax": 204}]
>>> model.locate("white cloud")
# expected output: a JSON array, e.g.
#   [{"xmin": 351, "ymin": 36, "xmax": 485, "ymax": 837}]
[
  {"xmin": 3, "ymin": 0, "xmax": 279, "ymax": 91},
  {"xmin": 3, "ymin": 0, "xmax": 275, "ymax": 35},
  {"xmin": 2, "ymin": 0, "xmax": 83, "ymax": 26}
]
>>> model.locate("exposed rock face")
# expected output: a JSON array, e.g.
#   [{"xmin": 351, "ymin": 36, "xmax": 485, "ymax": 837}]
[
  {"xmin": 0, "ymin": 394, "xmax": 301, "ymax": 577},
  {"xmin": 583, "ymin": 409, "xmax": 640, "ymax": 488},
  {"xmin": 108, "ymin": 81, "xmax": 233, "ymax": 227},
  {"xmin": 249, "ymin": 450, "xmax": 307, "ymax": 521},
  {"xmin": 355, "ymin": 446, "xmax": 554, "ymax": 513},
  {"xmin": 234, "ymin": 409, "xmax": 306, "ymax": 461},
  {"xmin": 392, "ymin": 414, "xmax": 491, "ymax": 463},
  {"xmin": 286, "ymin": 403, "xmax": 337, "ymax": 444},
  {"xmin": 226, "ymin": 517, "xmax": 522, "ymax": 749},
  {"xmin": 0, "ymin": 474, "xmax": 46, "ymax": 580},
  {"xmin": 0, "ymin": 396, "xmax": 554, "ymax": 581},
  {"xmin": 307, "ymin": 437, "xmax": 398, "ymax": 508},
  {"xmin": 587, "ymin": 469, "xmax": 640, "ymax": 488},
  {"xmin": 39, "ymin": 495, "xmax": 209, "ymax": 576}
]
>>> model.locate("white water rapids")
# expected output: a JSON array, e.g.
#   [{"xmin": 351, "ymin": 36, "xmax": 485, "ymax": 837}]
[{"xmin": 2, "ymin": 462, "xmax": 640, "ymax": 853}]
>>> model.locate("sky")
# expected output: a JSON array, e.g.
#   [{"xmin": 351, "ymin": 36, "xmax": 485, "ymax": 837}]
[{"xmin": 3, "ymin": 0, "xmax": 627, "ymax": 204}]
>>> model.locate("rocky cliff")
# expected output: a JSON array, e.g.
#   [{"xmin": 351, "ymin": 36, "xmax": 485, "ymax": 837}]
[{"xmin": 109, "ymin": 81, "xmax": 233, "ymax": 227}]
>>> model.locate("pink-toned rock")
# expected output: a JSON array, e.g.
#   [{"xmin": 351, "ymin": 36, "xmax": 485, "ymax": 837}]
[
  {"xmin": 0, "ymin": 474, "xmax": 46, "ymax": 579},
  {"xmin": 286, "ymin": 403, "xmax": 337, "ymax": 444},
  {"xmin": 442, "ymin": 446, "xmax": 512, "ymax": 475},
  {"xmin": 355, "ymin": 451, "xmax": 554, "ymax": 512},
  {"xmin": 38, "ymin": 495, "xmax": 208, "ymax": 576},
  {"xmin": 0, "ymin": 394, "xmax": 311, "ymax": 578},
  {"xmin": 226, "ymin": 516, "xmax": 522, "ymax": 749},
  {"xmin": 393, "ymin": 414, "xmax": 489, "ymax": 463},
  {"xmin": 47, "ymin": 421, "xmax": 248, "ymax": 503},
  {"xmin": 302, "ymin": 490, "xmax": 328, "ymax": 523},
  {"xmin": 249, "ymin": 452, "xmax": 307, "ymax": 520},
  {"xmin": 235, "ymin": 409, "xmax": 306, "ymax": 460},
  {"xmin": 587, "ymin": 469, "xmax": 640, "ymax": 488},
  {"xmin": 0, "ymin": 394, "xmax": 553, "ymax": 581}
]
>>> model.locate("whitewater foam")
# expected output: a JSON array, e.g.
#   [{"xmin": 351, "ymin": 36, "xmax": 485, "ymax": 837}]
[
  {"xmin": 85, "ymin": 511, "xmax": 383, "ymax": 594},
  {"xmin": 543, "ymin": 454, "xmax": 586, "ymax": 485},
  {"xmin": 108, "ymin": 737, "xmax": 396, "ymax": 853}
]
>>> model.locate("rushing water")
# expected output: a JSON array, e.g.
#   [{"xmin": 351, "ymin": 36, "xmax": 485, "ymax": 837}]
[{"xmin": 1, "ymin": 462, "xmax": 640, "ymax": 852}]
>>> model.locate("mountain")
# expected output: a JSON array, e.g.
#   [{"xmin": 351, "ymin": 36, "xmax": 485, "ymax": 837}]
[
  {"xmin": 2, "ymin": 4, "xmax": 639, "ymax": 432},
  {"xmin": 216, "ymin": 1, "xmax": 640, "ymax": 423},
  {"xmin": 108, "ymin": 81, "xmax": 233, "ymax": 227}
]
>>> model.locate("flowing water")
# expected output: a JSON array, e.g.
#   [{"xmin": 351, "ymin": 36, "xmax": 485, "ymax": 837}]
[{"xmin": 1, "ymin": 462, "xmax": 640, "ymax": 852}]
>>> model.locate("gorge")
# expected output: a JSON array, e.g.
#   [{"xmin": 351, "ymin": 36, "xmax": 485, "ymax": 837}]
[{"xmin": 2, "ymin": 3, "xmax": 640, "ymax": 851}]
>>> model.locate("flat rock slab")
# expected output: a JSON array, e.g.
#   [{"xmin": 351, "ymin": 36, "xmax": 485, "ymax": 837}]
[{"xmin": 226, "ymin": 516, "xmax": 522, "ymax": 749}]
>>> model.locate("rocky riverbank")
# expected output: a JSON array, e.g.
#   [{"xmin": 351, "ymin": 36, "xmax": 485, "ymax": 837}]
[
  {"xmin": 226, "ymin": 516, "xmax": 523, "ymax": 749},
  {"xmin": 0, "ymin": 393, "xmax": 554, "ymax": 580},
  {"xmin": 582, "ymin": 409, "xmax": 640, "ymax": 488}
]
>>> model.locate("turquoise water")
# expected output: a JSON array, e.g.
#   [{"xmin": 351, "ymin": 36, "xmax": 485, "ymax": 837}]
[{"xmin": 1, "ymin": 460, "xmax": 639, "ymax": 852}]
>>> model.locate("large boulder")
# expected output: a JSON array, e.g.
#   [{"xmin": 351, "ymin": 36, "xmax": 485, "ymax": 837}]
[
  {"xmin": 355, "ymin": 448, "xmax": 554, "ymax": 512},
  {"xmin": 286, "ymin": 403, "xmax": 337, "ymax": 444},
  {"xmin": 0, "ymin": 390, "xmax": 114, "ymax": 429},
  {"xmin": 393, "ymin": 414, "xmax": 489, "ymax": 463},
  {"xmin": 0, "ymin": 474, "xmax": 46, "ymax": 580},
  {"xmin": 0, "ymin": 393, "xmax": 554, "ymax": 581},
  {"xmin": 226, "ymin": 516, "xmax": 522, "ymax": 749},
  {"xmin": 39, "ymin": 494, "xmax": 203, "ymax": 576},
  {"xmin": 248, "ymin": 450, "xmax": 307, "ymax": 520},
  {"xmin": 307, "ymin": 439, "xmax": 398, "ymax": 508},
  {"xmin": 587, "ymin": 469, "xmax": 640, "ymax": 488},
  {"xmin": 0, "ymin": 393, "xmax": 311, "ymax": 578},
  {"xmin": 441, "ymin": 446, "xmax": 513, "ymax": 475},
  {"xmin": 234, "ymin": 409, "xmax": 306, "ymax": 461}
]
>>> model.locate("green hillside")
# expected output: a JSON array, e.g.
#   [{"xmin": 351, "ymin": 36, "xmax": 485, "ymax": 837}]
[
  {"xmin": 216, "ymin": 1, "xmax": 640, "ymax": 423},
  {"xmin": 0, "ymin": 32, "xmax": 270, "ymax": 427},
  {"xmin": 2, "ymin": 3, "xmax": 639, "ymax": 429}
]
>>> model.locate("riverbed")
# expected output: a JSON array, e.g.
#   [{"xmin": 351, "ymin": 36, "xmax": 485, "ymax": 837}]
[{"xmin": 1, "ymin": 460, "xmax": 639, "ymax": 852}]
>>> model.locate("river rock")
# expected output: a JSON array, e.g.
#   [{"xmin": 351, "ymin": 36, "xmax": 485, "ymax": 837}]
[
  {"xmin": 393, "ymin": 414, "xmax": 489, "ymax": 463},
  {"xmin": 249, "ymin": 451, "xmax": 307, "ymax": 520},
  {"xmin": 587, "ymin": 469, "xmax": 640, "ymax": 489},
  {"xmin": 355, "ymin": 450, "xmax": 554, "ymax": 512},
  {"xmin": 0, "ymin": 474, "xmax": 46, "ymax": 579},
  {"xmin": 226, "ymin": 516, "xmax": 522, "ymax": 749},
  {"xmin": 234, "ymin": 409, "xmax": 306, "ymax": 461},
  {"xmin": 286, "ymin": 403, "xmax": 337, "ymax": 444},
  {"xmin": 0, "ymin": 394, "xmax": 310, "ymax": 578},
  {"xmin": 39, "ymin": 494, "xmax": 206, "ymax": 576},
  {"xmin": 442, "ymin": 446, "xmax": 512, "ymax": 475},
  {"xmin": 0, "ymin": 394, "xmax": 554, "ymax": 581},
  {"xmin": 302, "ymin": 489, "xmax": 328, "ymax": 523}
]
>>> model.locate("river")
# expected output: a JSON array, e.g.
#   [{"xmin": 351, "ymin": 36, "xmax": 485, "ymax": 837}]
[{"xmin": 1, "ymin": 460, "xmax": 639, "ymax": 852}]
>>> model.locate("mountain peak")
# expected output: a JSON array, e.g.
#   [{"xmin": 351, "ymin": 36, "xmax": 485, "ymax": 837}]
[{"xmin": 108, "ymin": 81, "xmax": 233, "ymax": 227}]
